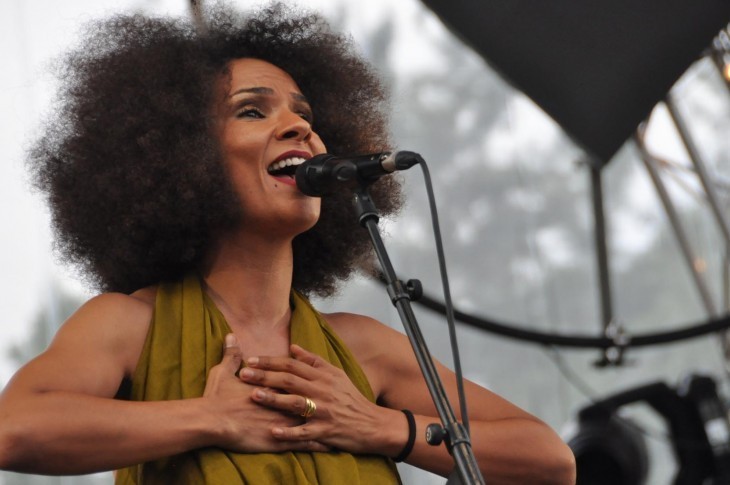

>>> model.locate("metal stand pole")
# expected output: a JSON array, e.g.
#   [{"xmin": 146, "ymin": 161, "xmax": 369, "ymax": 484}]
[{"xmin": 352, "ymin": 186, "xmax": 485, "ymax": 485}]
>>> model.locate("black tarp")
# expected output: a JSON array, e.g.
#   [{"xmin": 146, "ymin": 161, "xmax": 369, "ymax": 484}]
[{"xmin": 420, "ymin": 0, "xmax": 730, "ymax": 163}]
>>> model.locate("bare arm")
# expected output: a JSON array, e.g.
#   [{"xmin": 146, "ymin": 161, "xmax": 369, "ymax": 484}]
[
  {"xmin": 0, "ymin": 294, "xmax": 319, "ymax": 474},
  {"xmin": 376, "ymin": 332, "xmax": 576, "ymax": 484},
  {"xmin": 242, "ymin": 313, "xmax": 576, "ymax": 485}
]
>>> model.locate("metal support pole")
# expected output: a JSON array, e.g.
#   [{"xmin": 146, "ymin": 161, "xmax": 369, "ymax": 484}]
[
  {"xmin": 589, "ymin": 162, "xmax": 625, "ymax": 365},
  {"xmin": 634, "ymin": 130, "xmax": 717, "ymax": 317},
  {"xmin": 189, "ymin": 0, "xmax": 207, "ymax": 35},
  {"xmin": 665, "ymin": 96, "xmax": 730, "ymax": 250},
  {"xmin": 713, "ymin": 39, "xmax": 730, "ymax": 325},
  {"xmin": 710, "ymin": 31, "xmax": 730, "ymax": 97},
  {"xmin": 590, "ymin": 164, "xmax": 614, "ymax": 333}
]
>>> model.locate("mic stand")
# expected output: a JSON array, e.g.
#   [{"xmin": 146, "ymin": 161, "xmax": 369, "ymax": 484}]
[{"xmin": 353, "ymin": 185, "xmax": 485, "ymax": 485}]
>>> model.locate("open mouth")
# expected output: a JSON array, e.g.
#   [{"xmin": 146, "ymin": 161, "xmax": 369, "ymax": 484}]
[{"xmin": 267, "ymin": 157, "xmax": 307, "ymax": 178}]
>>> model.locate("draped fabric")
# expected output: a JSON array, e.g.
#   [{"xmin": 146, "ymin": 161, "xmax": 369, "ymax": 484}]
[{"xmin": 115, "ymin": 273, "xmax": 400, "ymax": 484}]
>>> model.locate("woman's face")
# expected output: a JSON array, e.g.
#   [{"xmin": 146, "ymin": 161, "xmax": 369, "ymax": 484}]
[{"xmin": 217, "ymin": 58, "xmax": 326, "ymax": 238}]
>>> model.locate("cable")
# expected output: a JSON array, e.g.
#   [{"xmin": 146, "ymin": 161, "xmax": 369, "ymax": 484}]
[{"xmin": 417, "ymin": 159, "xmax": 471, "ymax": 432}]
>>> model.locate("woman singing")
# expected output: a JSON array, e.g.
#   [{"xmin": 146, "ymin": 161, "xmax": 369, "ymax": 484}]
[{"xmin": 0, "ymin": 4, "xmax": 575, "ymax": 484}]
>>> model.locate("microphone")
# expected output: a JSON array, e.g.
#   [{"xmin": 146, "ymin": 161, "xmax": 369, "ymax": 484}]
[{"xmin": 295, "ymin": 151, "xmax": 422, "ymax": 196}]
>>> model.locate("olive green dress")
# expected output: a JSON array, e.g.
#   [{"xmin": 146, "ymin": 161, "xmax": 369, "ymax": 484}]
[{"xmin": 115, "ymin": 273, "xmax": 400, "ymax": 484}]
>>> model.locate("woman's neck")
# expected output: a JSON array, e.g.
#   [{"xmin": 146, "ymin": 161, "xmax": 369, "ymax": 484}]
[{"xmin": 200, "ymin": 231, "xmax": 294, "ymax": 334}]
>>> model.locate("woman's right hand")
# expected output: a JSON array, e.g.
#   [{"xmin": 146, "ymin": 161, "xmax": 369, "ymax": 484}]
[{"xmin": 203, "ymin": 333, "xmax": 328, "ymax": 453}]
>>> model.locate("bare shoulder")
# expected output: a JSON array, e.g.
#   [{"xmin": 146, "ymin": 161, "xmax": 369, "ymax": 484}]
[
  {"xmin": 324, "ymin": 311, "xmax": 404, "ymax": 351},
  {"xmin": 74, "ymin": 287, "xmax": 155, "ymax": 318},
  {"xmin": 323, "ymin": 311, "xmax": 413, "ymax": 396},
  {"xmin": 47, "ymin": 286, "xmax": 158, "ymax": 381},
  {"xmin": 1, "ymin": 287, "xmax": 158, "ymax": 401},
  {"xmin": 56, "ymin": 287, "xmax": 155, "ymax": 342}
]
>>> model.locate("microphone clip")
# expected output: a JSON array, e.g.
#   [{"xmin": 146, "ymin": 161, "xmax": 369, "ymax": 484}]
[{"xmin": 295, "ymin": 151, "xmax": 422, "ymax": 197}]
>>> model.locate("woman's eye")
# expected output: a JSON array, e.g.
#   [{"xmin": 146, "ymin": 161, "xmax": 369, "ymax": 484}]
[{"xmin": 236, "ymin": 108, "xmax": 264, "ymax": 119}]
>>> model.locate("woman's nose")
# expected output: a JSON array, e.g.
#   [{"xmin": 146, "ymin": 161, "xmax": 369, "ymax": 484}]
[{"xmin": 276, "ymin": 111, "xmax": 312, "ymax": 142}]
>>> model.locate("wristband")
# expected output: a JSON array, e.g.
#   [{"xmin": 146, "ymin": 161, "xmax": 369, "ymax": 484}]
[{"xmin": 393, "ymin": 409, "xmax": 416, "ymax": 462}]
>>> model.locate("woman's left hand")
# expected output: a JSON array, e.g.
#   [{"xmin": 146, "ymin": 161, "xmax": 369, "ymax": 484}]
[{"xmin": 239, "ymin": 344, "xmax": 405, "ymax": 456}]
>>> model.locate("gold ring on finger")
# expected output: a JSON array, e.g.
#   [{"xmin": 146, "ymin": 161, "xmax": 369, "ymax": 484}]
[{"xmin": 300, "ymin": 397, "xmax": 317, "ymax": 418}]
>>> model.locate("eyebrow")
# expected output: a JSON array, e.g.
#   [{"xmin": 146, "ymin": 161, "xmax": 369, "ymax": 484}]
[{"xmin": 229, "ymin": 86, "xmax": 309, "ymax": 104}]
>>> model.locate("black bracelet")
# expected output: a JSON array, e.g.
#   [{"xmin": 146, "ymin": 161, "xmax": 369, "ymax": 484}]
[{"xmin": 393, "ymin": 409, "xmax": 416, "ymax": 462}]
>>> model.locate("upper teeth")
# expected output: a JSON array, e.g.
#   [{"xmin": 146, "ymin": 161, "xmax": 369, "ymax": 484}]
[{"xmin": 268, "ymin": 157, "xmax": 306, "ymax": 173}]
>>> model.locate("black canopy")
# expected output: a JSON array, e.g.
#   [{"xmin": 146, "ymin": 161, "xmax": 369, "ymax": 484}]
[{"xmin": 420, "ymin": 0, "xmax": 730, "ymax": 163}]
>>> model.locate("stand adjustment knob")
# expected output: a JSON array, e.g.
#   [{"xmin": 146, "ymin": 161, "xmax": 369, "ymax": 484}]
[
  {"xmin": 426, "ymin": 423, "xmax": 447, "ymax": 446},
  {"xmin": 406, "ymin": 279, "xmax": 423, "ymax": 301}
]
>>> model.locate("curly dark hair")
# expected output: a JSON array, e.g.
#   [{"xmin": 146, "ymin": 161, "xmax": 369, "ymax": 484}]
[{"xmin": 28, "ymin": 3, "xmax": 401, "ymax": 297}]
